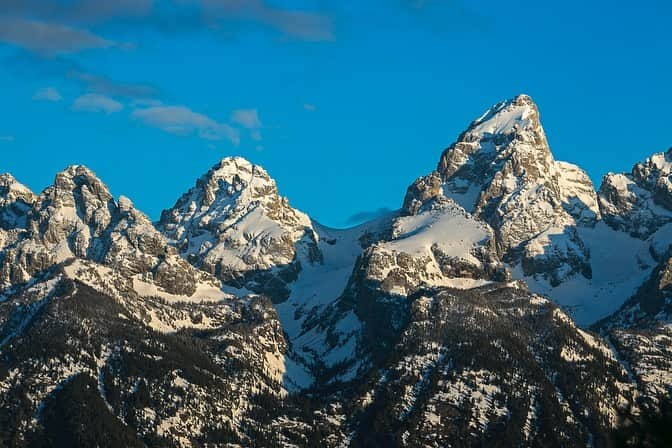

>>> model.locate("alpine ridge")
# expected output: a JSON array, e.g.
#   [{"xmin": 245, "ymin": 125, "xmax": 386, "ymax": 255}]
[{"xmin": 1, "ymin": 94, "xmax": 672, "ymax": 447}]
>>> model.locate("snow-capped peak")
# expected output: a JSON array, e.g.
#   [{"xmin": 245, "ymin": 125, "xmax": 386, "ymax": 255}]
[
  {"xmin": 404, "ymin": 94, "xmax": 600, "ymax": 289},
  {"xmin": 41, "ymin": 164, "xmax": 155, "ymax": 228},
  {"xmin": 0, "ymin": 165, "xmax": 219, "ymax": 296},
  {"xmin": 632, "ymin": 147, "xmax": 672, "ymax": 183},
  {"xmin": 0, "ymin": 173, "xmax": 34, "ymax": 208},
  {"xmin": 642, "ymin": 148, "xmax": 672, "ymax": 172},
  {"xmin": 159, "ymin": 156, "xmax": 320, "ymax": 302},
  {"xmin": 168, "ymin": 157, "xmax": 280, "ymax": 215},
  {"xmin": 467, "ymin": 94, "xmax": 541, "ymax": 137},
  {"xmin": 0, "ymin": 173, "xmax": 34, "ymax": 201},
  {"xmin": 55, "ymin": 164, "xmax": 108, "ymax": 186},
  {"xmin": 437, "ymin": 94, "xmax": 553, "ymax": 185},
  {"xmin": 209, "ymin": 156, "xmax": 270, "ymax": 182}
]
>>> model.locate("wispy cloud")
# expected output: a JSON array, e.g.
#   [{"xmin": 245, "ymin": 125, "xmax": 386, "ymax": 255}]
[
  {"xmin": 0, "ymin": 0, "xmax": 153, "ymax": 24},
  {"xmin": 303, "ymin": 103, "xmax": 316, "ymax": 111},
  {"xmin": 0, "ymin": 17, "xmax": 114, "ymax": 55},
  {"xmin": 231, "ymin": 109, "xmax": 261, "ymax": 128},
  {"xmin": 69, "ymin": 70, "xmax": 157, "ymax": 99},
  {"xmin": 32, "ymin": 87, "xmax": 63, "ymax": 102},
  {"xmin": 0, "ymin": 1, "xmax": 325, "ymax": 152},
  {"xmin": 133, "ymin": 105, "xmax": 240, "ymax": 145},
  {"xmin": 72, "ymin": 93, "xmax": 123, "ymax": 114},
  {"xmin": 5, "ymin": 51, "xmax": 159, "ymax": 101},
  {"xmin": 197, "ymin": 0, "xmax": 334, "ymax": 41},
  {"xmin": 1, "ymin": 0, "xmax": 334, "ymax": 45},
  {"xmin": 231, "ymin": 108, "xmax": 262, "ymax": 141},
  {"xmin": 0, "ymin": 135, "xmax": 15, "ymax": 143}
]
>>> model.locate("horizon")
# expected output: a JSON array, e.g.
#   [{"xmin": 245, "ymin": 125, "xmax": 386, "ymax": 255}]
[{"xmin": 1, "ymin": 1, "xmax": 671, "ymax": 227}]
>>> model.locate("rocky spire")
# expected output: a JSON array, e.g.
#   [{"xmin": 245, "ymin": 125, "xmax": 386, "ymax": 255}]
[
  {"xmin": 437, "ymin": 94, "xmax": 553, "ymax": 183},
  {"xmin": 403, "ymin": 94, "xmax": 600, "ymax": 286},
  {"xmin": 28, "ymin": 165, "xmax": 116, "ymax": 255},
  {"xmin": 0, "ymin": 173, "xmax": 34, "ymax": 230}
]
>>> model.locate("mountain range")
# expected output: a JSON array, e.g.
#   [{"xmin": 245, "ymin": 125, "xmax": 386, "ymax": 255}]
[{"xmin": 1, "ymin": 94, "xmax": 671, "ymax": 447}]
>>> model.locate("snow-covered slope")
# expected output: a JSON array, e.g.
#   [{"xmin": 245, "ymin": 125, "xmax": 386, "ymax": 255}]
[
  {"xmin": 274, "ymin": 217, "xmax": 391, "ymax": 387},
  {"xmin": 361, "ymin": 198, "xmax": 503, "ymax": 297}
]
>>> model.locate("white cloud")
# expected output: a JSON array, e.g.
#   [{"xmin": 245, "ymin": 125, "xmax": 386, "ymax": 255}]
[
  {"xmin": 132, "ymin": 105, "xmax": 240, "ymax": 145},
  {"xmin": 33, "ymin": 87, "xmax": 63, "ymax": 102},
  {"xmin": 72, "ymin": 93, "xmax": 123, "ymax": 114}
]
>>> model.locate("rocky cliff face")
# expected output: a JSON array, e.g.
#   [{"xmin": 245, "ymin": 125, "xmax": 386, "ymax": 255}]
[
  {"xmin": 599, "ymin": 149, "xmax": 672, "ymax": 238},
  {"xmin": 158, "ymin": 157, "xmax": 321, "ymax": 302},
  {"xmin": 346, "ymin": 284, "xmax": 635, "ymax": 447},
  {"xmin": 403, "ymin": 95, "xmax": 599, "ymax": 287},
  {"xmin": 0, "ymin": 174, "xmax": 35, "ymax": 262},
  {"xmin": 0, "ymin": 165, "xmax": 216, "ymax": 296},
  {"xmin": 0, "ymin": 174, "xmax": 34, "ymax": 231}
]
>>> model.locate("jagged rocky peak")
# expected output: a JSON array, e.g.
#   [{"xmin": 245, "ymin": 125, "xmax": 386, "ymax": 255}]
[
  {"xmin": 599, "ymin": 148, "xmax": 672, "ymax": 238},
  {"xmin": 160, "ymin": 156, "xmax": 308, "ymax": 234},
  {"xmin": 403, "ymin": 94, "xmax": 600, "ymax": 286},
  {"xmin": 0, "ymin": 173, "xmax": 35, "ymax": 230},
  {"xmin": 0, "ymin": 165, "xmax": 211, "ymax": 296},
  {"xmin": 27, "ymin": 165, "xmax": 165, "ymax": 259},
  {"xmin": 201, "ymin": 156, "xmax": 279, "ymax": 206},
  {"xmin": 405, "ymin": 94, "xmax": 598, "ymax": 220},
  {"xmin": 0, "ymin": 173, "xmax": 35, "ymax": 206},
  {"xmin": 438, "ymin": 93, "xmax": 553, "ymax": 183},
  {"xmin": 159, "ymin": 156, "xmax": 320, "ymax": 302},
  {"xmin": 29, "ymin": 165, "xmax": 116, "ymax": 249}
]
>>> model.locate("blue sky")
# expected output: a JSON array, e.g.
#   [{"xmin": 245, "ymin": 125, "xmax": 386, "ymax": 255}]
[{"xmin": 1, "ymin": 0, "xmax": 670, "ymax": 227}]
